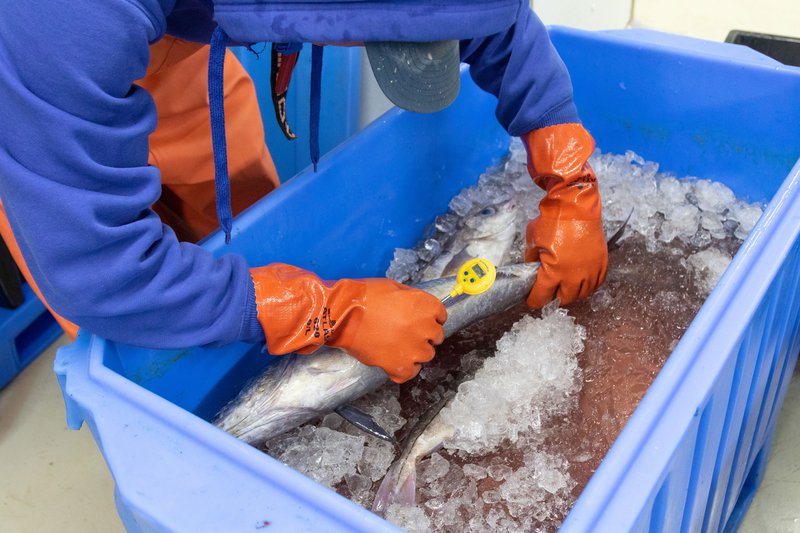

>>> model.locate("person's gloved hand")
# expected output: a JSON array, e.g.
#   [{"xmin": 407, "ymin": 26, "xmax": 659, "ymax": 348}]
[
  {"xmin": 250, "ymin": 264, "xmax": 447, "ymax": 383},
  {"xmin": 522, "ymin": 123, "xmax": 608, "ymax": 308}
]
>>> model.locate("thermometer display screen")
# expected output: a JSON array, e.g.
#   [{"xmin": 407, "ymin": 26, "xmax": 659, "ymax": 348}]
[{"xmin": 471, "ymin": 264, "xmax": 486, "ymax": 278}]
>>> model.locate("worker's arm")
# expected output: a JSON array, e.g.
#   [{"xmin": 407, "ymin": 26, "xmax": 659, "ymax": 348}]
[
  {"xmin": 0, "ymin": 0, "xmax": 261, "ymax": 348},
  {"xmin": 0, "ymin": 0, "xmax": 446, "ymax": 380},
  {"xmin": 460, "ymin": 7, "xmax": 608, "ymax": 307},
  {"xmin": 459, "ymin": 6, "xmax": 578, "ymax": 136}
]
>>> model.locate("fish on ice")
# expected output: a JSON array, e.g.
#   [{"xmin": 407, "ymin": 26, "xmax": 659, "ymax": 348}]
[{"xmin": 213, "ymin": 262, "xmax": 540, "ymax": 446}]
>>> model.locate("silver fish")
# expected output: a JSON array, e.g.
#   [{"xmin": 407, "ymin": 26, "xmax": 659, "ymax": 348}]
[
  {"xmin": 213, "ymin": 263, "xmax": 540, "ymax": 446},
  {"xmin": 421, "ymin": 199, "xmax": 520, "ymax": 280}
]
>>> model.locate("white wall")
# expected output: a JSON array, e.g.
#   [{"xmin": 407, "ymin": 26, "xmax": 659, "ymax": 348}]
[
  {"xmin": 359, "ymin": 50, "xmax": 394, "ymax": 129},
  {"xmin": 532, "ymin": 0, "xmax": 632, "ymax": 30},
  {"xmin": 631, "ymin": 0, "xmax": 800, "ymax": 41},
  {"xmin": 533, "ymin": 0, "xmax": 800, "ymax": 41}
]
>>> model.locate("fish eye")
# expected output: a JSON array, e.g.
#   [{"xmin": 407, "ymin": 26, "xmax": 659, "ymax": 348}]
[{"xmin": 479, "ymin": 206, "xmax": 496, "ymax": 216}]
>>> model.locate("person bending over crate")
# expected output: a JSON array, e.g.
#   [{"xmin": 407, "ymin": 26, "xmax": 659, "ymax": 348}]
[{"xmin": 0, "ymin": 1, "xmax": 606, "ymax": 383}]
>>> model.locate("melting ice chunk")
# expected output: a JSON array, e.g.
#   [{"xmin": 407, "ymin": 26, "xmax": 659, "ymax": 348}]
[
  {"xmin": 683, "ymin": 247, "xmax": 733, "ymax": 296},
  {"xmin": 440, "ymin": 304, "xmax": 584, "ymax": 454},
  {"xmin": 270, "ymin": 426, "xmax": 365, "ymax": 488},
  {"xmin": 385, "ymin": 504, "xmax": 432, "ymax": 533},
  {"xmin": 386, "ymin": 248, "xmax": 419, "ymax": 283}
]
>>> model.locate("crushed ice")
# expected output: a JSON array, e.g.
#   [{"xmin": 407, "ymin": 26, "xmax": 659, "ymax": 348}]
[
  {"xmin": 441, "ymin": 303, "xmax": 584, "ymax": 454},
  {"xmin": 265, "ymin": 384, "xmax": 405, "ymax": 500},
  {"xmin": 388, "ymin": 140, "xmax": 763, "ymax": 286},
  {"xmin": 682, "ymin": 248, "xmax": 733, "ymax": 296},
  {"xmin": 267, "ymin": 138, "xmax": 764, "ymax": 531},
  {"xmin": 389, "ymin": 306, "xmax": 584, "ymax": 532}
]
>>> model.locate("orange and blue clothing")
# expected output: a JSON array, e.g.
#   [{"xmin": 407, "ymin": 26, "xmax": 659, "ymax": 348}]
[{"xmin": 0, "ymin": 0, "xmax": 578, "ymax": 348}]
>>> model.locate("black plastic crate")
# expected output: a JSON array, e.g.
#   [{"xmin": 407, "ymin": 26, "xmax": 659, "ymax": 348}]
[{"xmin": 726, "ymin": 30, "xmax": 800, "ymax": 67}]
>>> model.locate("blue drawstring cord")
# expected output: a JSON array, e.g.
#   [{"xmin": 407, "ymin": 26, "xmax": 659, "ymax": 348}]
[
  {"xmin": 208, "ymin": 33, "xmax": 322, "ymax": 243},
  {"xmin": 310, "ymin": 44, "xmax": 324, "ymax": 171},
  {"xmin": 208, "ymin": 27, "xmax": 234, "ymax": 244}
]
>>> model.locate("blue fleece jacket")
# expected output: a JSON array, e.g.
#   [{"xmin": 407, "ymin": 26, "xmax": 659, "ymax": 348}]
[{"xmin": 0, "ymin": 0, "xmax": 577, "ymax": 349}]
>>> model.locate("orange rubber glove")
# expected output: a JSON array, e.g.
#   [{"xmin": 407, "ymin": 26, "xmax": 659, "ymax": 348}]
[
  {"xmin": 522, "ymin": 123, "xmax": 608, "ymax": 308},
  {"xmin": 250, "ymin": 264, "xmax": 447, "ymax": 383}
]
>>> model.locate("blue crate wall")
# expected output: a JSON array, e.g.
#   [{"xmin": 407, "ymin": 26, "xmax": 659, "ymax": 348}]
[
  {"xmin": 553, "ymin": 26, "xmax": 800, "ymax": 532},
  {"xmin": 721, "ymin": 243, "xmax": 800, "ymax": 531},
  {"xmin": 0, "ymin": 283, "xmax": 62, "ymax": 389}
]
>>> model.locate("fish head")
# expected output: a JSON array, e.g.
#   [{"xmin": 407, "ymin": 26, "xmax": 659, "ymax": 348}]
[{"xmin": 461, "ymin": 199, "xmax": 519, "ymax": 241}]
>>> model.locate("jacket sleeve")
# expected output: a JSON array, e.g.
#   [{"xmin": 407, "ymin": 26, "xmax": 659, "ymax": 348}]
[
  {"xmin": 459, "ymin": 5, "xmax": 580, "ymax": 136},
  {"xmin": 0, "ymin": 0, "xmax": 263, "ymax": 348}
]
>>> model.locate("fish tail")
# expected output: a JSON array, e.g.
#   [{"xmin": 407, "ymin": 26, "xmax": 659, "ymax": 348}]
[{"xmin": 371, "ymin": 463, "xmax": 417, "ymax": 516}]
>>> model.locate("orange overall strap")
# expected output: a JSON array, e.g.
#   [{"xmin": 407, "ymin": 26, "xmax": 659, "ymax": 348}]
[{"xmin": 138, "ymin": 37, "xmax": 280, "ymax": 243}]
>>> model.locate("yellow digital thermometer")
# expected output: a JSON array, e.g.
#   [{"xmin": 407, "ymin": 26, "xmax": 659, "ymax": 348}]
[{"xmin": 440, "ymin": 258, "xmax": 497, "ymax": 307}]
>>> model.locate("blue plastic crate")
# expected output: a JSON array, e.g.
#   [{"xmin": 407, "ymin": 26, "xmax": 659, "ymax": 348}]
[
  {"xmin": 0, "ymin": 282, "xmax": 62, "ymax": 389},
  {"xmin": 54, "ymin": 27, "xmax": 800, "ymax": 532}
]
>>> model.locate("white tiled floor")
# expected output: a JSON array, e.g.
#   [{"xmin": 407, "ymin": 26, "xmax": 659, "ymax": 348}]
[
  {"xmin": 0, "ymin": 337, "xmax": 123, "ymax": 532},
  {"xmin": 1, "ymin": 335, "xmax": 799, "ymax": 531},
  {"xmin": 739, "ymin": 373, "xmax": 800, "ymax": 532}
]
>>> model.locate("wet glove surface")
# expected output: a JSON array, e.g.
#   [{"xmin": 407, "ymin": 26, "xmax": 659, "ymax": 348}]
[
  {"xmin": 251, "ymin": 264, "xmax": 446, "ymax": 383},
  {"xmin": 523, "ymin": 123, "xmax": 608, "ymax": 308}
]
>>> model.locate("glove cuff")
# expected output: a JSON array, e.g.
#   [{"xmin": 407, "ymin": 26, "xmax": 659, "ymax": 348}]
[
  {"xmin": 239, "ymin": 278, "xmax": 266, "ymax": 344},
  {"xmin": 522, "ymin": 123, "xmax": 596, "ymax": 190},
  {"xmin": 250, "ymin": 263, "xmax": 366, "ymax": 355}
]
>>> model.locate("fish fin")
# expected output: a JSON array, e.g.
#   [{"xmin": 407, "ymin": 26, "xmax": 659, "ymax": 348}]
[
  {"xmin": 442, "ymin": 247, "xmax": 474, "ymax": 277},
  {"xmin": 422, "ymin": 251, "xmax": 454, "ymax": 280},
  {"xmin": 372, "ymin": 462, "xmax": 417, "ymax": 515},
  {"xmin": 372, "ymin": 464, "xmax": 400, "ymax": 515},
  {"xmin": 396, "ymin": 468, "xmax": 418, "ymax": 506},
  {"xmin": 335, "ymin": 404, "xmax": 396, "ymax": 444},
  {"xmin": 607, "ymin": 209, "xmax": 633, "ymax": 250}
]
